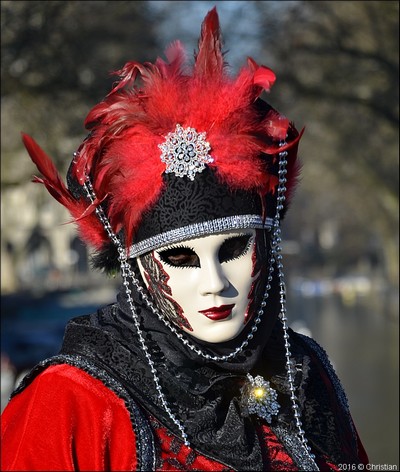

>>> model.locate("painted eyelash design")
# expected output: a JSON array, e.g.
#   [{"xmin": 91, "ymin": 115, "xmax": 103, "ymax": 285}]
[
  {"xmin": 222, "ymin": 234, "xmax": 253, "ymax": 245},
  {"xmin": 157, "ymin": 233, "xmax": 254, "ymax": 268},
  {"xmin": 220, "ymin": 234, "xmax": 254, "ymax": 263},
  {"xmin": 158, "ymin": 244, "xmax": 195, "ymax": 253},
  {"xmin": 157, "ymin": 245, "xmax": 199, "ymax": 269}
]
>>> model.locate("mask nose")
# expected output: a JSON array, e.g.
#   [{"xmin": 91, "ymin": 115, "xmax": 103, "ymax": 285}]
[{"xmin": 198, "ymin": 257, "xmax": 229, "ymax": 296}]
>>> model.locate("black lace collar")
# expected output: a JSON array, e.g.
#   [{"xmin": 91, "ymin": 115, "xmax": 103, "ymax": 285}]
[
  {"xmin": 58, "ymin": 280, "xmax": 288, "ymax": 470},
  {"xmin": 56, "ymin": 282, "xmax": 360, "ymax": 469}
]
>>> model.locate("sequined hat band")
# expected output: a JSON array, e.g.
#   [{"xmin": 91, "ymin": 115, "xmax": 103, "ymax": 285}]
[
  {"xmin": 128, "ymin": 215, "xmax": 273, "ymax": 258},
  {"xmin": 132, "ymin": 167, "xmax": 270, "ymax": 256}
]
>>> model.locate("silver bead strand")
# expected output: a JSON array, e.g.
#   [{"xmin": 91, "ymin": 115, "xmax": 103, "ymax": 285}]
[
  {"xmin": 274, "ymin": 146, "xmax": 318, "ymax": 467},
  {"xmin": 125, "ymin": 260, "xmax": 276, "ymax": 363},
  {"xmin": 82, "ymin": 179, "xmax": 190, "ymax": 445}
]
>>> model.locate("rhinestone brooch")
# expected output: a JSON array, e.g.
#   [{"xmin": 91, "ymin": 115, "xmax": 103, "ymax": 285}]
[
  {"xmin": 241, "ymin": 374, "xmax": 280, "ymax": 423},
  {"xmin": 159, "ymin": 124, "xmax": 214, "ymax": 181}
]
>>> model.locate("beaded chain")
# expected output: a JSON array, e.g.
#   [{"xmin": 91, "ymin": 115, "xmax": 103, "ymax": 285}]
[
  {"xmin": 82, "ymin": 178, "xmax": 191, "ymax": 444},
  {"xmin": 275, "ymin": 145, "xmax": 317, "ymax": 466},
  {"xmin": 126, "ymin": 237, "xmax": 277, "ymax": 362},
  {"xmin": 80, "ymin": 148, "xmax": 317, "ymax": 464}
]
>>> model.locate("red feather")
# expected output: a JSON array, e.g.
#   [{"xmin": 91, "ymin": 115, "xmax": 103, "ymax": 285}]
[
  {"xmin": 106, "ymin": 61, "xmax": 148, "ymax": 97},
  {"xmin": 194, "ymin": 7, "xmax": 224, "ymax": 78},
  {"xmin": 156, "ymin": 41, "xmax": 186, "ymax": 78},
  {"xmin": 21, "ymin": 133, "xmax": 72, "ymax": 209},
  {"xmin": 253, "ymin": 66, "xmax": 276, "ymax": 92},
  {"xmin": 22, "ymin": 7, "xmax": 303, "ymax": 251},
  {"xmin": 21, "ymin": 132, "xmax": 109, "ymax": 248}
]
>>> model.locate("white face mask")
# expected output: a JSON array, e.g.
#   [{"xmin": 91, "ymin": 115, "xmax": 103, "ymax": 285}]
[{"xmin": 137, "ymin": 229, "xmax": 262, "ymax": 343}]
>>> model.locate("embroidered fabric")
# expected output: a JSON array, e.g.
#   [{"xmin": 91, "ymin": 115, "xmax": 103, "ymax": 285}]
[
  {"xmin": 271, "ymin": 425, "xmax": 319, "ymax": 470},
  {"xmin": 258, "ymin": 424, "xmax": 298, "ymax": 471},
  {"xmin": 135, "ymin": 168, "xmax": 265, "ymax": 245},
  {"xmin": 149, "ymin": 416, "xmax": 233, "ymax": 471},
  {"xmin": 294, "ymin": 335, "xmax": 361, "ymax": 463}
]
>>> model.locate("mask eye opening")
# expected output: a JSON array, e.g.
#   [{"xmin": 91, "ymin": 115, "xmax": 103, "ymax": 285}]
[
  {"xmin": 157, "ymin": 245, "xmax": 200, "ymax": 268},
  {"xmin": 218, "ymin": 234, "xmax": 253, "ymax": 264}
]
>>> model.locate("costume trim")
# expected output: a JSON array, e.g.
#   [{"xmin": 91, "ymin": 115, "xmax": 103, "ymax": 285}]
[
  {"xmin": 11, "ymin": 354, "xmax": 317, "ymax": 471},
  {"xmin": 11, "ymin": 354, "xmax": 156, "ymax": 472},
  {"xmin": 271, "ymin": 424, "xmax": 320, "ymax": 470},
  {"xmin": 128, "ymin": 215, "xmax": 273, "ymax": 258}
]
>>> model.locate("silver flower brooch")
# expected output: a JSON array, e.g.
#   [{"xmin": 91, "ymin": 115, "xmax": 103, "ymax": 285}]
[
  {"xmin": 159, "ymin": 124, "xmax": 214, "ymax": 181},
  {"xmin": 241, "ymin": 374, "xmax": 280, "ymax": 423}
]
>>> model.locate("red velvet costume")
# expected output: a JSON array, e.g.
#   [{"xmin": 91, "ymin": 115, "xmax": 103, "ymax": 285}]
[{"xmin": 2, "ymin": 360, "xmax": 367, "ymax": 471}]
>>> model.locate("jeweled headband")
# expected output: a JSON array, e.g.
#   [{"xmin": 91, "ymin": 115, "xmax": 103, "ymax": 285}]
[{"xmin": 129, "ymin": 216, "xmax": 273, "ymax": 258}]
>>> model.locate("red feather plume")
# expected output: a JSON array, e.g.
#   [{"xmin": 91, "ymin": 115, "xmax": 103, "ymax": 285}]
[
  {"xmin": 194, "ymin": 7, "xmax": 225, "ymax": 78},
  {"xmin": 22, "ymin": 7, "xmax": 302, "ymax": 252},
  {"xmin": 21, "ymin": 133, "xmax": 108, "ymax": 248}
]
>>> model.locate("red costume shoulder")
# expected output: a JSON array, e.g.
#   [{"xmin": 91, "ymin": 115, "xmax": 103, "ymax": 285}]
[{"xmin": 1, "ymin": 364, "xmax": 137, "ymax": 471}]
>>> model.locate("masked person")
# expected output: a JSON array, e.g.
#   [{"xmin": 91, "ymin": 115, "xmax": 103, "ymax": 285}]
[{"xmin": 1, "ymin": 8, "xmax": 368, "ymax": 471}]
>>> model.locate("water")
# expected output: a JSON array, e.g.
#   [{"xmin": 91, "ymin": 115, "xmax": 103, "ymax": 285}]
[
  {"xmin": 287, "ymin": 291, "xmax": 399, "ymax": 467},
  {"xmin": 1, "ymin": 287, "xmax": 399, "ymax": 467}
]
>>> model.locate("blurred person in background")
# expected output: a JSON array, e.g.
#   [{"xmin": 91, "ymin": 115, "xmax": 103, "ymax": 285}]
[{"xmin": 1, "ymin": 8, "xmax": 368, "ymax": 471}]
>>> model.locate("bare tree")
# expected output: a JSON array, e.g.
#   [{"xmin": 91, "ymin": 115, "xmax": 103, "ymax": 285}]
[{"xmin": 255, "ymin": 1, "xmax": 399, "ymax": 288}]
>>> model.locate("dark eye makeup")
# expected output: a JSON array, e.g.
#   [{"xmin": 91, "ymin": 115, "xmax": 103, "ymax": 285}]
[
  {"xmin": 158, "ymin": 246, "xmax": 200, "ymax": 268},
  {"xmin": 157, "ymin": 234, "xmax": 253, "ymax": 268},
  {"xmin": 219, "ymin": 234, "xmax": 253, "ymax": 263}
]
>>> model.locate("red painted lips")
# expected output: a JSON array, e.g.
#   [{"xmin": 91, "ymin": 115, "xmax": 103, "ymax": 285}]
[{"xmin": 198, "ymin": 304, "xmax": 235, "ymax": 321}]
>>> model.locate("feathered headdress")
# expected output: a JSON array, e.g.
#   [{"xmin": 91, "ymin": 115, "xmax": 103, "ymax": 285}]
[{"xmin": 22, "ymin": 7, "xmax": 302, "ymax": 263}]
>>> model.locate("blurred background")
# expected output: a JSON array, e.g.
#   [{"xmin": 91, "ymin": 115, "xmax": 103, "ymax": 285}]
[{"xmin": 1, "ymin": 0, "xmax": 398, "ymax": 466}]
